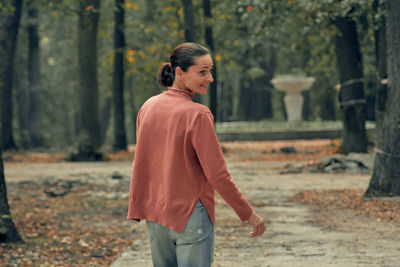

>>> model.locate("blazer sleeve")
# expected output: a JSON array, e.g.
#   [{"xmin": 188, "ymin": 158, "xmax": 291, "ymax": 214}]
[{"xmin": 192, "ymin": 112, "xmax": 253, "ymax": 222}]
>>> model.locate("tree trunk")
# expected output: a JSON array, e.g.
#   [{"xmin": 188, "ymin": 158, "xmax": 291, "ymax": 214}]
[
  {"xmin": 218, "ymin": 80, "xmax": 233, "ymax": 122},
  {"xmin": 112, "ymin": 0, "xmax": 127, "ymax": 150},
  {"xmin": 181, "ymin": 0, "xmax": 202, "ymax": 103},
  {"xmin": 0, "ymin": 0, "xmax": 23, "ymax": 150},
  {"xmin": 126, "ymin": 75, "xmax": 136, "ymax": 144},
  {"xmin": 260, "ymin": 59, "xmax": 275, "ymax": 119},
  {"xmin": 202, "ymin": 0, "xmax": 217, "ymax": 122},
  {"xmin": 302, "ymin": 90, "xmax": 310, "ymax": 121},
  {"xmin": 238, "ymin": 75, "xmax": 251, "ymax": 120},
  {"xmin": 0, "ymin": 146, "xmax": 22, "ymax": 243},
  {"xmin": 373, "ymin": 0, "xmax": 388, "ymax": 132},
  {"xmin": 238, "ymin": 60, "xmax": 275, "ymax": 121},
  {"xmin": 27, "ymin": 0, "xmax": 42, "ymax": 147},
  {"xmin": 72, "ymin": 0, "xmax": 102, "ymax": 161},
  {"xmin": 334, "ymin": 16, "xmax": 367, "ymax": 153},
  {"xmin": 181, "ymin": 0, "xmax": 195, "ymax": 42},
  {"xmin": 15, "ymin": 67, "xmax": 30, "ymax": 148},
  {"xmin": 99, "ymin": 95, "xmax": 111, "ymax": 146},
  {"xmin": 365, "ymin": 0, "xmax": 400, "ymax": 198},
  {"xmin": 320, "ymin": 97, "xmax": 336, "ymax": 120}
]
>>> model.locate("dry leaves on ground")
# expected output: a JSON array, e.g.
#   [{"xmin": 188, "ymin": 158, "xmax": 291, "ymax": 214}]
[
  {"xmin": 292, "ymin": 189, "xmax": 400, "ymax": 227},
  {"xmin": 221, "ymin": 139, "xmax": 335, "ymax": 162},
  {"xmin": 0, "ymin": 181, "xmax": 134, "ymax": 266}
]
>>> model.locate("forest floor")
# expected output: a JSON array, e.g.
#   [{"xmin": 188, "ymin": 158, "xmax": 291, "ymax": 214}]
[{"xmin": 1, "ymin": 140, "xmax": 400, "ymax": 266}]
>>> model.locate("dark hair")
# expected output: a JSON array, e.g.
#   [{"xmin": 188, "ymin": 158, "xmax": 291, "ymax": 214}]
[{"xmin": 158, "ymin": 43, "xmax": 210, "ymax": 87}]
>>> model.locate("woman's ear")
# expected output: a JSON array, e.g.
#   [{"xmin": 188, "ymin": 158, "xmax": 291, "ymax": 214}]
[{"xmin": 175, "ymin": 66, "xmax": 183, "ymax": 80}]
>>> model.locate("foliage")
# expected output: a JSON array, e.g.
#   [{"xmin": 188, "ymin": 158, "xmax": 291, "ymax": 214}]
[{"xmin": 6, "ymin": 0, "xmax": 380, "ymax": 148}]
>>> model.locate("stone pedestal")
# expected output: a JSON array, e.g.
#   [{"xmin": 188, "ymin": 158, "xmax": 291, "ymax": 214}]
[
  {"xmin": 271, "ymin": 77, "xmax": 315, "ymax": 127},
  {"xmin": 284, "ymin": 94, "xmax": 304, "ymax": 127}
]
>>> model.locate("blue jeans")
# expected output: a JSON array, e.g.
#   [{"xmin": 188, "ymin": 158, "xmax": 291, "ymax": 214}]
[{"xmin": 146, "ymin": 200, "xmax": 214, "ymax": 267}]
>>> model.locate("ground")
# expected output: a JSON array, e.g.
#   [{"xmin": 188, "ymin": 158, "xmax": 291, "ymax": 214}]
[{"xmin": 1, "ymin": 140, "xmax": 400, "ymax": 266}]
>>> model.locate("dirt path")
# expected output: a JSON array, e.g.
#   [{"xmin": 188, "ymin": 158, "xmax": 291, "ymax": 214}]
[
  {"xmin": 4, "ymin": 153, "xmax": 400, "ymax": 266},
  {"xmin": 107, "ymin": 157, "xmax": 400, "ymax": 267}
]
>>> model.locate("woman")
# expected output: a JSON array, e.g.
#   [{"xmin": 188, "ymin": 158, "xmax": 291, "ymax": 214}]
[{"xmin": 127, "ymin": 43, "xmax": 266, "ymax": 267}]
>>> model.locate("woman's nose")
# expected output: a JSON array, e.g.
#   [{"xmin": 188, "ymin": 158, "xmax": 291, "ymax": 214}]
[{"xmin": 207, "ymin": 73, "xmax": 214, "ymax": 83}]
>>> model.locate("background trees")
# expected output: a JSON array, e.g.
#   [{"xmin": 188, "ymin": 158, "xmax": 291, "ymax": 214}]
[
  {"xmin": 1, "ymin": 0, "xmax": 400, "ymax": 247},
  {"xmin": 0, "ymin": 0, "xmax": 395, "ymax": 155}
]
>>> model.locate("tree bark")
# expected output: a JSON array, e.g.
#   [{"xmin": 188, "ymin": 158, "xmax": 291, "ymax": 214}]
[
  {"xmin": 334, "ymin": 16, "xmax": 367, "ymax": 153},
  {"xmin": 365, "ymin": 0, "xmax": 400, "ymax": 197},
  {"xmin": 112, "ymin": 0, "xmax": 127, "ymax": 150},
  {"xmin": 99, "ymin": 95, "xmax": 111, "ymax": 146},
  {"xmin": 27, "ymin": 0, "xmax": 42, "ymax": 147},
  {"xmin": 202, "ymin": 0, "xmax": 217, "ymax": 122},
  {"xmin": 373, "ymin": 0, "xmax": 388, "ymax": 132},
  {"xmin": 0, "ymin": 145, "xmax": 22, "ymax": 243},
  {"xmin": 72, "ymin": 0, "xmax": 102, "ymax": 160},
  {"xmin": 0, "ymin": 0, "xmax": 23, "ymax": 150}
]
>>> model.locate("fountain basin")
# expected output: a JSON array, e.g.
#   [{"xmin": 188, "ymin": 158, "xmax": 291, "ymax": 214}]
[{"xmin": 271, "ymin": 77, "xmax": 315, "ymax": 95}]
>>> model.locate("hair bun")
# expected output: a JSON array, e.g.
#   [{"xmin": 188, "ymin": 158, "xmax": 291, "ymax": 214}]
[{"xmin": 158, "ymin": 63, "xmax": 174, "ymax": 87}]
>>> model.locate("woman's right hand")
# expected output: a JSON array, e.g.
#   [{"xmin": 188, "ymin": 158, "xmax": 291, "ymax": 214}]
[{"xmin": 247, "ymin": 211, "xmax": 266, "ymax": 237}]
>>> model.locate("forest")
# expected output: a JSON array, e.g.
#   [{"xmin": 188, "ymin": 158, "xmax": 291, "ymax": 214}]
[
  {"xmin": 0, "ymin": 0, "xmax": 387, "ymax": 152},
  {"xmin": 1, "ymin": 0, "xmax": 400, "ymax": 265}
]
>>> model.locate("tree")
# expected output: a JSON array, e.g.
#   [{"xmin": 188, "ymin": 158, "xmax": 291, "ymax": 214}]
[
  {"xmin": 0, "ymin": 0, "xmax": 23, "ymax": 150},
  {"xmin": 112, "ymin": 0, "xmax": 127, "ymax": 150},
  {"xmin": 27, "ymin": 0, "xmax": 42, "ymax": 147},
  {"xmin": 71, "ymin": 0, "xmax": 102, "ymax": 160},
  {"xmin": 365, "ymin": 0, "xmax": 400, "ymax": 197},
  {"xmin": 181, "ymin": 0, "xmax": 195, "ymax": 42},
  {"xmin": 334, "ymin": 14, "xmax": 368, "ymax": 153},
  {"xmin": 181, "ymin": 0, "xmax": 203, "ymax": 104},
  {"xmin": 235, "ymin": 2, "xmax": 276, "ymax": 121},
  {"xmin": 0, "ymin": 145, "xmax": 22, "ymax": 243},
  {"xmin": 202, "ymin": 0, "xmax": 217, "ymax": 122},
  {"xmin": 373, "ymin": 0, "xmax": 387, "ymax": 129}
]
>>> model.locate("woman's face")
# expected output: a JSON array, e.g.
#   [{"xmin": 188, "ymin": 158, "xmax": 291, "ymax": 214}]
[{"xmin": 179, "ymin": 54, "xmax": 214, "ymax": 95}]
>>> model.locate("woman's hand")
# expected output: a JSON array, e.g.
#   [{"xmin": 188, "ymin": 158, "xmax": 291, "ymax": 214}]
[{"xmin": 247, "ymin": 211, "xmax": 266, "ymax": 237}]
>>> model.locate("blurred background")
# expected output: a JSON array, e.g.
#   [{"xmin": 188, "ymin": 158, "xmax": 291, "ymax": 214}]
[{"xmin": 1, "ymin": 0, "xmax": 383, "ymax": 154}]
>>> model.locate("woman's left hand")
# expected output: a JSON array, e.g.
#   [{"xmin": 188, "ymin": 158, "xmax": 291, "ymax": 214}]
[{"xmin": 247, "ymin": 210, "xmax": 266, "ymax": 237}]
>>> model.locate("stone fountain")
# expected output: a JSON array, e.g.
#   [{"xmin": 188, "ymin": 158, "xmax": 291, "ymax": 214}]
[{"xmin": 271, "ymin": 76, "xmax": 315, "ymax": 127}]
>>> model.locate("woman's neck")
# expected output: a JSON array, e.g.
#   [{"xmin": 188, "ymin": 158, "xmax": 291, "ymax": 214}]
[{"xmin": 171, "ymin": 82, "xmax": 193, "ymax": 94}]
